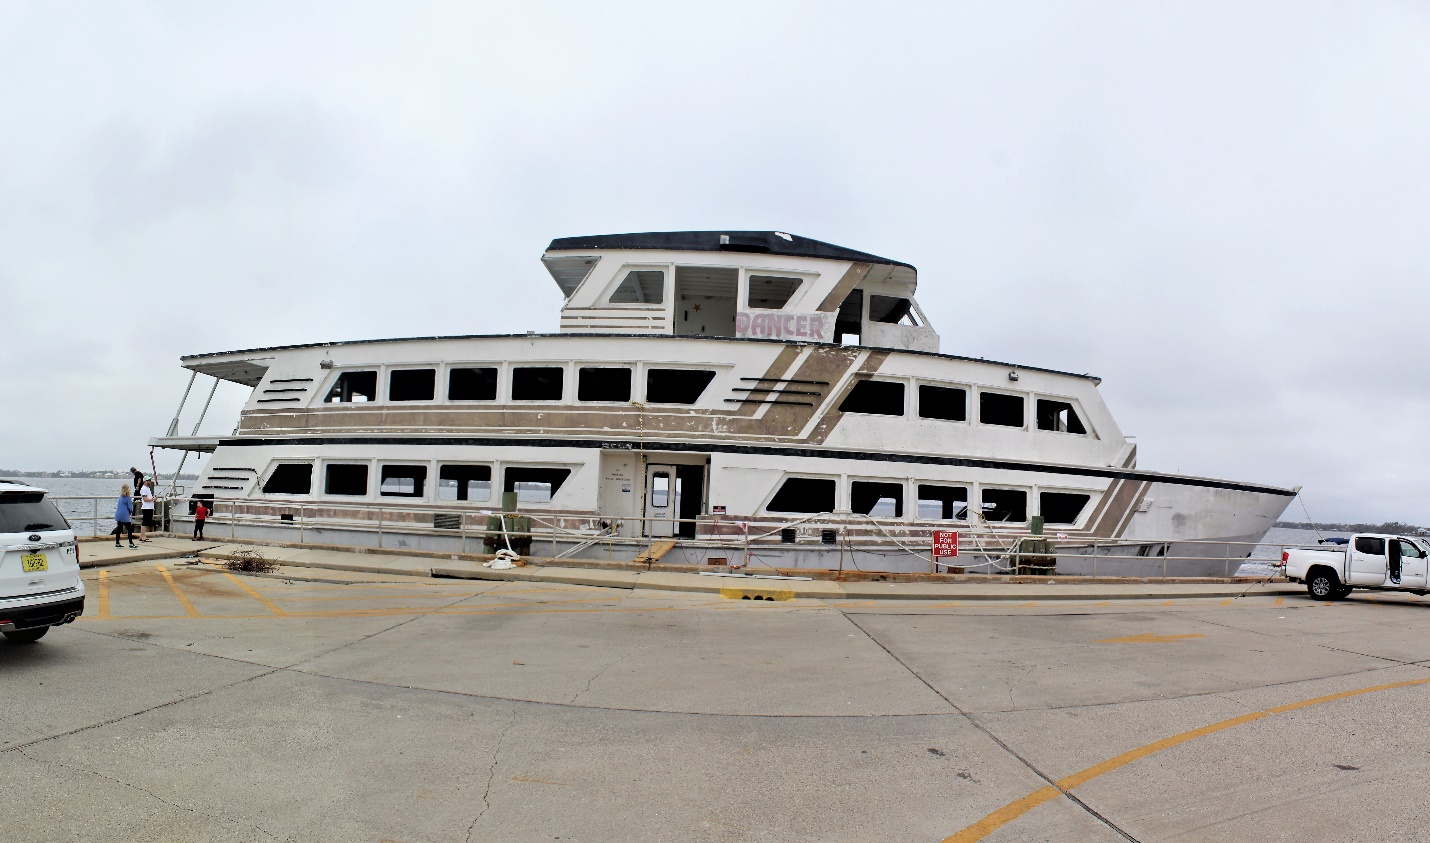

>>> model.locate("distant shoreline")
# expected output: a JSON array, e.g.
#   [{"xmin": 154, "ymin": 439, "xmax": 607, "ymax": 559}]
[
  {"xmin": 1276, "ymin": 520, "xmax": 1426, "ymax": 535},
  {"xmin": 1, "ymin": 470, "xmax": 200, "ymax": 481}
]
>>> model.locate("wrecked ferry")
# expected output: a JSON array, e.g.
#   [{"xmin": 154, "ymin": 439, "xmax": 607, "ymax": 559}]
[{"xmin": 151, "ymin": 231, "xmax": 1295, "ymax": 575}]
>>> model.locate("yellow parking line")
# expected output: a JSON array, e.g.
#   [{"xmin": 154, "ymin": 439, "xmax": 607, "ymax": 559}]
[
  {"xmin": 154, "ymin": 564, "xmax": 200, "ymax": 618},
  {"xmin": 1161, "ymin": 600, "xmax": 1174, "ymax": 606},
  {"xmin": 1220, "ymin": 599, "xmax": 1232, "ymax": 606},
  {"xmin": 1275, "ymin": 597, "xmax": 1284, "ymax": 606},
  {"xmin": 942, "ymin": 675, "xmax": 1430, "ymax": 842},
  {"xmin": 220, "ymin": 572, "xmax": 288, "ymax": 617},
  {"xmin": 96, "ymin": 570, "xmax": 110, "ymax": 619}
]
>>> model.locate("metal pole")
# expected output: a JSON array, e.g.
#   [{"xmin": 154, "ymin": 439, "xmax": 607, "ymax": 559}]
[
  {"xmin": 92, "ymin": 497, "xmax": 98, "ymax": 537},
  {"xmin": 377, "ymin": 508, "xmax": 383, "ymax": 549},
  {"xmin": 1092, "ymin": 540, "xmax": 1097, "ymax": 578},
  {"xmin": 166, "ymin": 371, "xmax": 197, "ymax": 437},
  {"xmin": 299, "ymin": 505, "xmax": 305, "ymax": 545}
]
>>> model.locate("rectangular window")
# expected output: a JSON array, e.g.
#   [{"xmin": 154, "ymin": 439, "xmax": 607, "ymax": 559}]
[
  {"xmin": 851, "ymin": 481, "xmax": 904, "ymax": 518},
  {"xmin": 324, "ymin": 464, "xmax": 369, "ymax": 496},
  {"xmin": 389, "ymin": 369, "xmax": 436, "ymax": 402},
  {"xmin": 651, "ymin": 472, "xmax": 671, "ymax": 508},
  {"xmin": 1355, "ymin": 537, "xmax": 1385, "ymax": 555},
  {"xmin": 511, "ymin": 367, "xmax": 564, "ymax": 401},
  {"xmin": 919, "ymin": 385, "xmax": 967, "ymax": 422},
  {"xmin": 578, "ymin": 367, "xmax": 633, "ymax": 402},
  {"xmin": 438, "ymin": 465, "xmax": 491, "ymax": 502},
  {"xmin": 262, "ymin": 463, "xmax": 312, "ymax": 495},
  {"xmin": 1036, "ymin": 399, "xmax": 1087, "ymax": 434},
  {"xmin": 503, "ymin": 467, "xmax": 572, "ymax": 503},
  {"xmin": 324, "ymin": 371, "xmax": 377, "ymax": 403},
  {"xmin": 980, "ymin": 392, "xmax": 1025, "ymax": 427},
  {"xmin": 766, "ymin": 477, "xmax": 837, "ymax": 514},
  {"xmin": 608, "ymin": 269, "xmax": 665, "ymax": 304},
  {"xmin": 868, "ymin": 295, "xmax": 918, "ymax": 325},
  {"xmin": 449, "ymin": 367, "xmax": 498, "ymax": 401},
  {"xmin": 747, "ymin": 275, "xmax": 802, "ymax": 309},
  {"xmin": 0, "ymin": 491, "xmax": 69, "ymax": 532},
  {"xmin": 646, "ymin": 368, "xmax": 716, "ymax": 404},
  {"xmin": 981, "ymin": 488, "xmax": 1027, "ymax": 523},
  {"xmin": 917, "ymin": 485, "xmax": 968, "ymax": 521},
  {"xmin": 839, "ymin": 380, "xmax": 905, "ymax": 416},
  {"xmin": 380, "ymin": 465, "xmax": 427, "ymax": 498},
  {"xmin": 1040, "ymin": 492, "xmax": 1090, "ymax": 525}
]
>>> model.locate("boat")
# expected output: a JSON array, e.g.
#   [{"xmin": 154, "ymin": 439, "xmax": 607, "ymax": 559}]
[{"xmin": 150, "ymin": 230, "xmax": 1296, "ymax": 576}]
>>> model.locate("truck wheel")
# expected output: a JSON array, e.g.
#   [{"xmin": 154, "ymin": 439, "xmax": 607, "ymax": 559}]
[
  {"xmin": 1307, "ymin": 571, "xmax": 1339, "ymax": 600},
  {"xmin": 2, "ymin": 627, "xmax": 49, "ymax": 643}
]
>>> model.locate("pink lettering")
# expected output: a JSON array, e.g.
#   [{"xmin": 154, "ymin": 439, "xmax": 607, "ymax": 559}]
[
  {"xmin": 796, "ymin": 315, "xmax": 808, "ymax": 337},
  {"xmin": 736, "ymin": 312, "xmax": 750, "ymax": 335}
]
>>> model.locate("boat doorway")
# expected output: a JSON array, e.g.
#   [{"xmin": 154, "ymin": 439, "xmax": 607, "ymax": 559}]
[
  {"xmin": 674, "ymin": 266, "xmax": 737, "ymax": 337},
  {"xmin": 644, "ymin": 462, "xmax": 705, "ymax": 539}
]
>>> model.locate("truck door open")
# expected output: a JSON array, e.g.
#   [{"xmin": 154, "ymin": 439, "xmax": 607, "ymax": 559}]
[
  {"xmin": 1398, "ymin": 539, "xmax": 1427, "ymax": 588},
  {"xmin": 1349, "ymin": 536, "xmax": 1388, "ymax": 585}
]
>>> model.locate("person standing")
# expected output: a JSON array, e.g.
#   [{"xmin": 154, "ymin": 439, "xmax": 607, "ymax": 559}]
[
  {"xmin": 131, "ymin": 466, "xmax": 144, "ymax": 492},
  {"xmin": 139, "ymin": 479, "xmax": 156, "ymax": 542},
  {"xmin": 114, "ymin": 485, "xmax": 136, "ymax": 548},
  {"xmin": 193, "ymin": 500, "xmax": 208, "ymax": 541}
]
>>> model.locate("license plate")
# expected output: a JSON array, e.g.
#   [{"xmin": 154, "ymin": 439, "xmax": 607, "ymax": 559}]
[{"xmin": 21, "ymin": 553, "xmax": 47, "ymax": 573}]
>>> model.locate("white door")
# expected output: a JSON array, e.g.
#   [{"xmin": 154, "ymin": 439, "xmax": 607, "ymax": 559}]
[
  {"xmin": 1348, "ymin": 536, "xmax": 1388, "ymax": 585},
  {"xmin": 1396, "ymin": 538, "xmax": 1427, "ymax": 588},
  {"xmin": 645, "ymin": 465, "xmax": 679, "ymax": 538}
]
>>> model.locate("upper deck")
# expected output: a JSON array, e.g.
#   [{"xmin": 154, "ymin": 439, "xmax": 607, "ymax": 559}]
[{"xmin": 544, "ymin": 231, "xmax": 940, "ymax": 353}]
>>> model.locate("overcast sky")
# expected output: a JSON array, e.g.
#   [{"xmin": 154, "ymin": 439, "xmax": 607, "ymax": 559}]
[{"xmin": 2, "ymin": 1, "xmax": 1427, "ymax": 523}]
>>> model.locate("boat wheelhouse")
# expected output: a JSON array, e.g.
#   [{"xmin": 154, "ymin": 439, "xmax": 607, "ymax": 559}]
[{"xmin": 152, "ymin": 231, "xmax": 1296, "ymax": 575}]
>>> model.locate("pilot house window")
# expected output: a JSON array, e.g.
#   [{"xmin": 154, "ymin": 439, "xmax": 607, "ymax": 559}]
[
  {"xmin": 325, "ymin": 371, "xmax": 377, "ymax": 403},
  {"xmin": 608, "ymin": 270, "xmax": 665, "ymax": 304},
  {"xmin": 869, "ymin": 295, "xmax": 919, "ymax": 325},
  {"xmin": 747, "ymin": 275, "xmax": 802, "ymax": 309}
]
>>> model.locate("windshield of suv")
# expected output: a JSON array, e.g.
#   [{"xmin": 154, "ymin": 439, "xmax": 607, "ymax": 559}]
[{"xmin": 0, "ymin": 491, "xmax": 70, "ymax": 533}]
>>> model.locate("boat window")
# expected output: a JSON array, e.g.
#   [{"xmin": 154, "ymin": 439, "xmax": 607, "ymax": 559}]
[
  {"xmin": 324, "ymin": 371, "xmax": 377, "ymax": 403},
  {"xmin": 651, "ymin": 473, "xmax": 670, "ymax": 508},
  {"xmin": 324, "ymin": 464, "xmax": 369, "ymax": 496},
  {"xmin": 1355, "ymin": 537, "xmax": 1385, "ymax": 555},
  {"xmin": 504, "ymin": 467, "xmax": 572, "ymax": 503},
  {"xmin": 380, "ymin": 465, "xmax": 427, "ymax": 498},
  {"xmin": 765, "ymin": 477, "xmax": 837, "ymax": 514},
  {"xmin": 511, "ymin": 367, "xmax": 564, "ymax": 401},
  {"xmin": 981, "ymin": 488, "xmax": 1027, "ymax": 522},
  {"xmin": 917, "ymin": 485, "xmax": 968, "ymax": 521},
  {"xmin": 839, "ymin": 379, "xmax": 905, "ymax": 416},
  {"xmin": 1040, "ymin": 492, "xmax": 1091, "ymax": 525},
  {"xmin": 747, "ymin": 275, "xmax": 802, "ymax": 309},
  {"xmin": 262, "ymin": 463, "xmax": 312, "ymax": 495},
  {"xmin": 1036, "ymin": 399, "xmax": 1087, "ymax": 434},
  {"xmin": 578, "ymin": 367, "xmax": 633, "ymax": 402},
  {"xmin": 919, "ymin": 385, "xmax": 967, "ymax": 422},
  {"xmin": 851, "ymin": 481, "xmax": 904, "ymax": 518},
  {"xmin": 646, "ymin": 368, "xmax": 716, "ymax": 404},
  {"xmin": 835, "ymin": 288, "xmax": 863, "ymax": 345},
  {"xmin": 608, "ymin": 269, "xmax": 665, "ymax": 305},
  {"xmin": 389, "ymin": 369, "xmax": 436, "ymax": 402},
  {"xmin": 449, "ymin": 367, "xmax": 498, "ymax": 401},
  {"xmin": 980, "ymin": 392, "xmax": 1025, "ymax": 428},
  {"xmin": 869, "ymin": 295, "xmax": 918, "ymax": 326},
  {"xmin": 439, "ymin": 465, "xmax": 491, "ymax": 502}
]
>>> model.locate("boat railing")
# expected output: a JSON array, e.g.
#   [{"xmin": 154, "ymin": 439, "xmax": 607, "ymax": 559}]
[{"xmin": 52, "ymin": 494, "xmax": 1283, "ymax": 577}]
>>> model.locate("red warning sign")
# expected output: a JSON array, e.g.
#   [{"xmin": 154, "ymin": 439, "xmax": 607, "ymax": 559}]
[{"xmin": 932, "ymin": 531, "xmax": 959, "ymax": 557}]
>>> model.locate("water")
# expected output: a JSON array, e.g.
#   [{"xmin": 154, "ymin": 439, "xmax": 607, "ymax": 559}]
[{"xmin": 4, "ymin": 476, "xmax": 149, "ymax": 535}]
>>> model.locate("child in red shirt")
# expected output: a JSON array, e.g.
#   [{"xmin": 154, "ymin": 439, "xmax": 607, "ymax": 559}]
[{"xmin": 193, "ymin": 502, "xmax": 208, "ymax": 541}]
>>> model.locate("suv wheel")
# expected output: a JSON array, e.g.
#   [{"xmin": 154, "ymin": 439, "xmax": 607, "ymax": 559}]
[{"xmin": 3, "ymin": 627, "xmax": 49, "ymax": 643}]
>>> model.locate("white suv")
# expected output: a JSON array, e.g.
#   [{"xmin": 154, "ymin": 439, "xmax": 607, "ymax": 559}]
[{"xmin": 0, "ymin": 481, "xmax": 84, "ymax": 643}]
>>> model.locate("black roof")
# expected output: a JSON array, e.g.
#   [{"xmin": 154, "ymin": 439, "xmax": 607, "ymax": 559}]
[{"xmin": 545, "ymin": 231, "xmax": 914, "ymax": 271}]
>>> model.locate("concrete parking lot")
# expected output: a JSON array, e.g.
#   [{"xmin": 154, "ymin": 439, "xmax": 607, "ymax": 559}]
[{"xmin": 6, "ymin": 558, "xmax": 1430, "ymax": 842}]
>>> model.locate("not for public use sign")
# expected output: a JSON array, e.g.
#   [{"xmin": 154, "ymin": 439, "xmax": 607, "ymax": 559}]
[{"xmin": 932, "ymin": 531, "xmax": 959, "ymax": 557}]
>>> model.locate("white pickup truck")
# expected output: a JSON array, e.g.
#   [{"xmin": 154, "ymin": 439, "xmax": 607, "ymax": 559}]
[{"xmin": 1282, "ymin": 534, "xmax": 1430, "ymax": 600}]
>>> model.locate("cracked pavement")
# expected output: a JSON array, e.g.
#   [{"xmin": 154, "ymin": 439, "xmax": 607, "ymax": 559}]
[{"xmin": 7, "ymin": 559, "xmax": 1430, "ymax": 841}]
